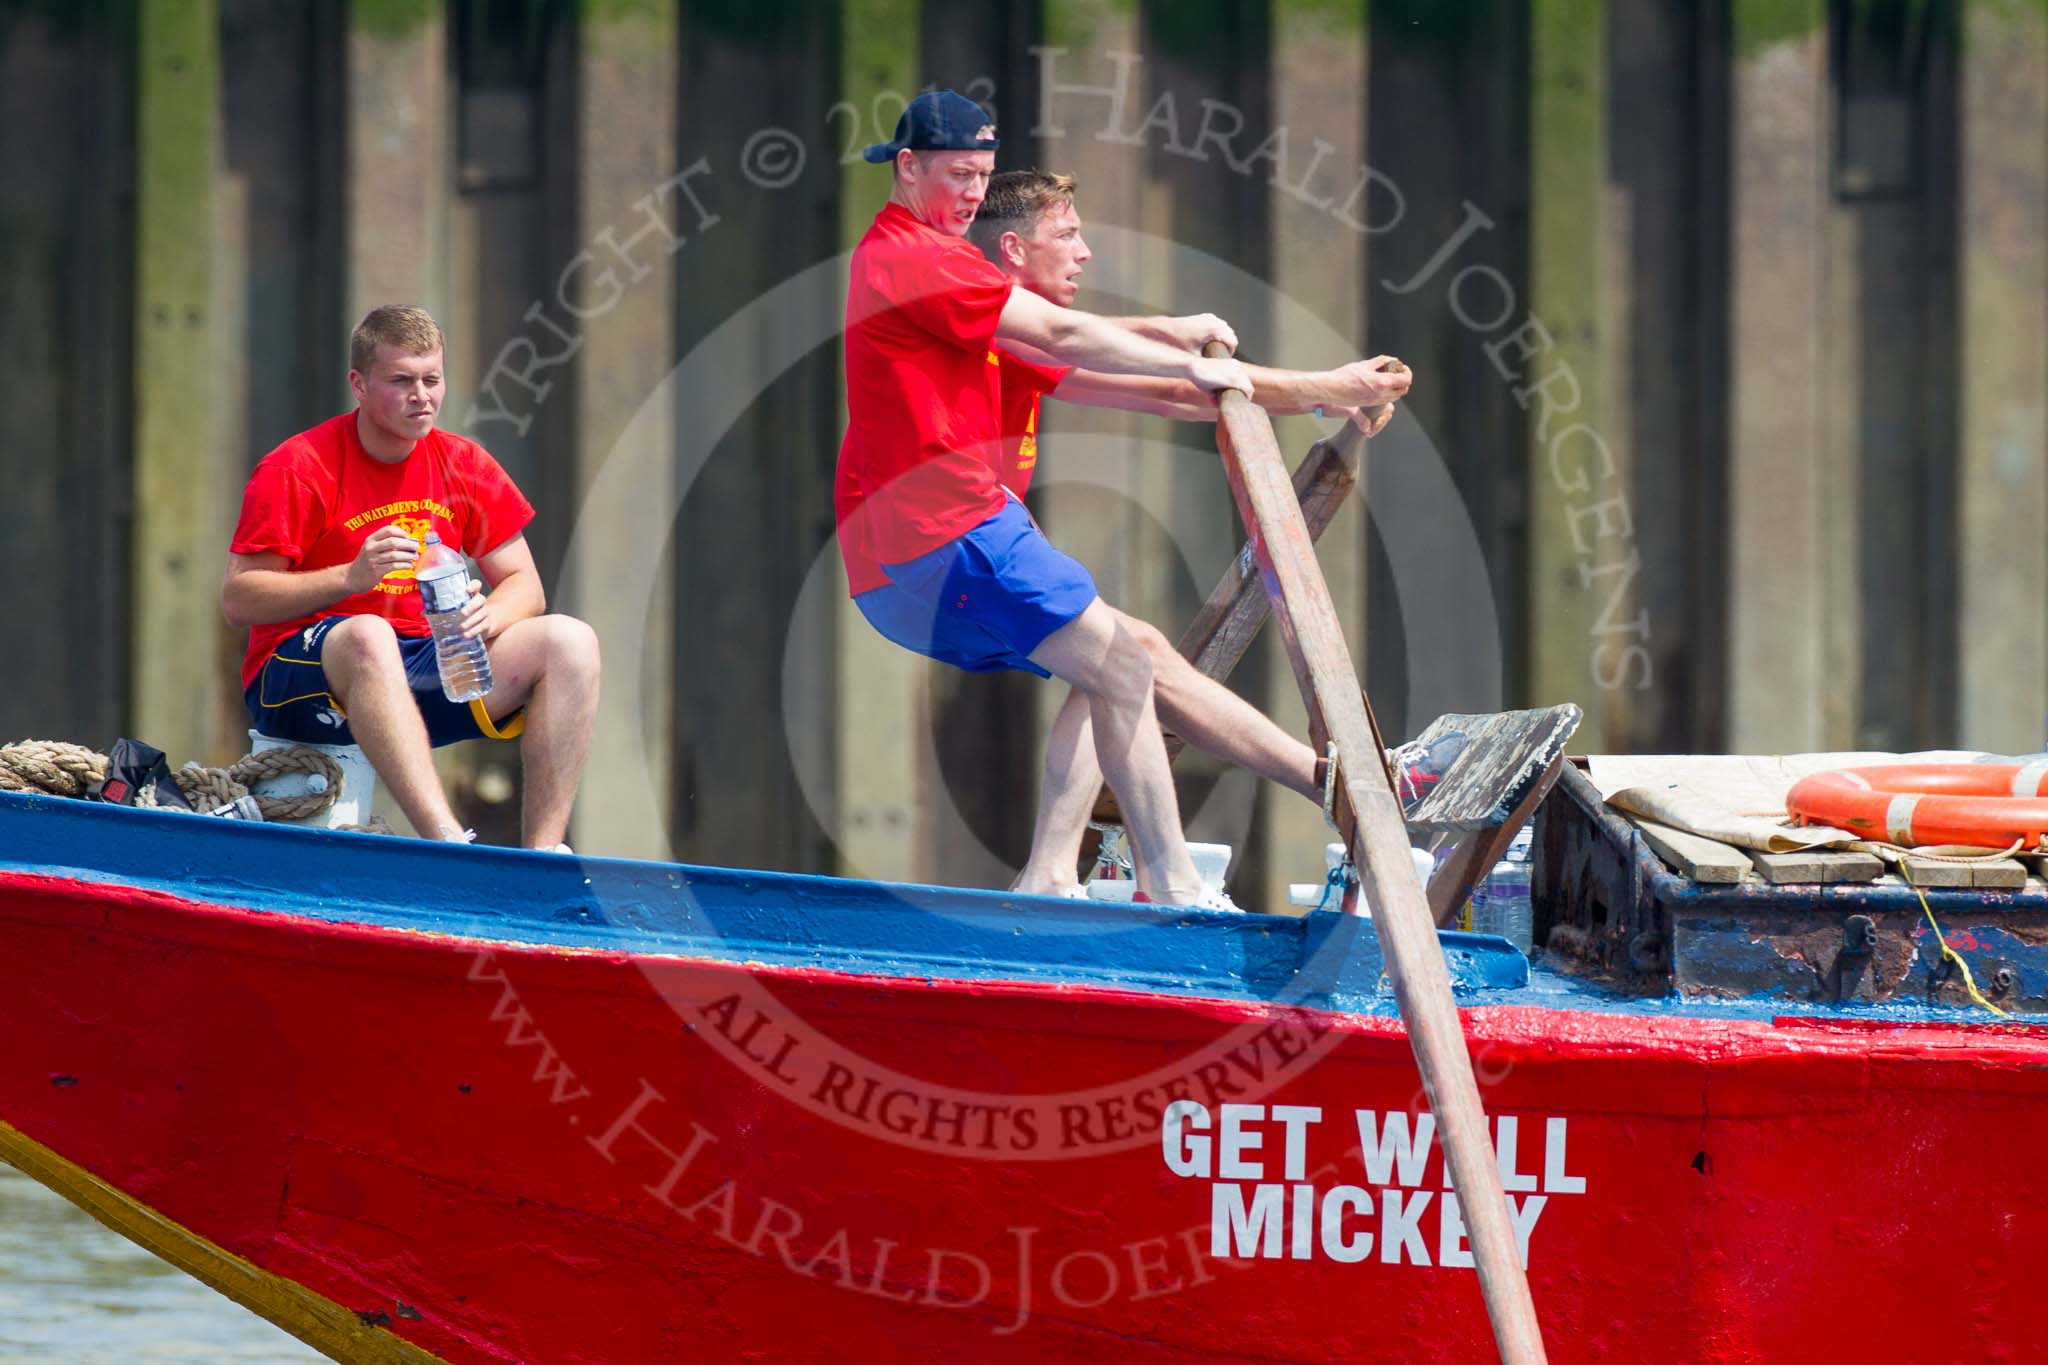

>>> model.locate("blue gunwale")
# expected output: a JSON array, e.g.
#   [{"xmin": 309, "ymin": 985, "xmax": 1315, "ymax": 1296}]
[
  {"xmin": 0, "ymin": 789, "xmax": 1523, "ymax": 1014},
  {"xmin": 0, "ymin": 789, "xmax": 2023, "ymax": 1030}
]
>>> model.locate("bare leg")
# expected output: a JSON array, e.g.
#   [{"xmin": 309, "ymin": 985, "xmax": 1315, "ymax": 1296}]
[
  {"xmin": 1139, "ymin": 619, "xmax": 1319, "ymax": 800},
  {"xmin": 1015, "ymin": 608, "xmax": 1318, "ymax": 896},
  {"xmin": 1011, "ymin": 685, "xmax": 1098, "ymax": 895},
  {"xmin": 475, "ymin": 615, "xmax": 602, "ymax": 848},
  {"xmin": 320, "ymin": 616, "xmax": 465, "ymax": 840},
  {"xmin": 1028, "ymin": 599, "xmax": 1202, "ymax": 905}
]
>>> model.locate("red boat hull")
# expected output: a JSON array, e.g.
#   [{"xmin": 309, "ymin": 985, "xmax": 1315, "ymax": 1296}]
[{"xmin": 5, "ymin": 867, "xmax": 2048, "ymax": 1363}]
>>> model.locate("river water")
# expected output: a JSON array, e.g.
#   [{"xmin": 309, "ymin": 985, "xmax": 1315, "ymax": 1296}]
[{"xmin": 0, "ymin": 1166, "xmax": 321, "ymax": 1363}]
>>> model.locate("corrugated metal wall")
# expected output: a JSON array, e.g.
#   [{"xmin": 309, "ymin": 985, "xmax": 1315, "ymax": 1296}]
[{"xmin": 1, "ymin": 0, "xmax": 2041, "ymax": 912}]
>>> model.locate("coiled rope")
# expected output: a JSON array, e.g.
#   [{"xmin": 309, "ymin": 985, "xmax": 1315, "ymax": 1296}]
[{"xmin": 0, "ymin": 739, "xmax": 390, "ymax": 833}]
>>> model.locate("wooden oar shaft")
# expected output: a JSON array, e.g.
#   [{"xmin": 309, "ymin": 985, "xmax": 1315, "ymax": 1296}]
[
  {"xmin": 1204, "ymin": 345, "xmax": 1546, "ymax": 1364},
  {"xmin": 1176, "ymin": 421, "xmax": 1365, "ymax": 680},
  {"xmin": 1090, "ymin": 425, "xmax": 1365, "ymax": 825}
]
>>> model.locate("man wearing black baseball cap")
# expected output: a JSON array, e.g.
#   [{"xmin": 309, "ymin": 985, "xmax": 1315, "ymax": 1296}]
[
  {"xmin": 860, "ymin": 87, "xmax": 1001, "ymax": 166},
  {"xmin": 836, "ymin": 89, "xmax": 1252, "ymax": 908},
  {"xmin": 963, "ymin": 168, "xmax": 1420, "ymax": 900}
]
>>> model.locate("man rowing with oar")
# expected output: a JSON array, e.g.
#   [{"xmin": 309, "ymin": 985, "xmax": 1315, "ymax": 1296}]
[
  {"xmin": 964, "ymin": 169, "xmax": 1423, "ymax": 900},
  {"xmin": 837, "ymin": 90, "xmax": 1255, "ymax": 908}
]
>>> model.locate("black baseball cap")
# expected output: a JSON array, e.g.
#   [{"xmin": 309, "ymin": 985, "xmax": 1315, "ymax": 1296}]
[{"xmin": 862, "ymin": 89, "xmax": 1000, "ymax": 164}]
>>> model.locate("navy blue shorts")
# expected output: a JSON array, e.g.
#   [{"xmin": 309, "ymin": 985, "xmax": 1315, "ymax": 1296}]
[
  {"xmin": 244, "ymin": 615, "xmax": 524, "ymax": 748},
  {"xmin": 855, "ymin": 499, "xmax": 1098, "ymax": 678}
]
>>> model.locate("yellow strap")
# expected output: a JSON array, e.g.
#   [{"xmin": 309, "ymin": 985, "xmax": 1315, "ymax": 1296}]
[{"xmin": 469, "ymin": 699, "xmax": 524, "ymax": 740}]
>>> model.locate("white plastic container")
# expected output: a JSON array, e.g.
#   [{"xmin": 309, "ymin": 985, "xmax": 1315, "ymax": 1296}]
[{"xmin": 1086, "ymin": 841, "xmax": 1234, "ymax": 903}]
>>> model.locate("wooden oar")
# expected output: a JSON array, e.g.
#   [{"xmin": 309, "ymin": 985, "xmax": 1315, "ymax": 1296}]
[
  {"xmin": 1203, "ymin": 343, "xmax": 1547, "ymax": 1363},
  {"xmin": 1177, "ymin": 417, "xmax": 1368, "ymax": 683},
  {"xmin": 1089, "ymin": 391, "xmax": 1390, "ymax": 827}
]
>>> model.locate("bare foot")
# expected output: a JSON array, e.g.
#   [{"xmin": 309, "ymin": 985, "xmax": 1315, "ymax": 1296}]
[{"xmin": 1011, "ymin": 872, "xmax": 1087, "ymax": 899}]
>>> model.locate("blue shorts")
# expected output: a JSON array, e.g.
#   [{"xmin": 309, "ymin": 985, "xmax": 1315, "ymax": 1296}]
[
  {"xmin": 244, "ymin": 615, "xmax": 524, "ymax": 748},
  {"xmin": 856, "ymin": 499, "xmax": 1098, "ymax": 678}
]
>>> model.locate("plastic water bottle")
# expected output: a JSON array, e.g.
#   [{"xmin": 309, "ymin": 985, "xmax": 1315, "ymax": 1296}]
[
  {"xmin": 414, "ymin": 531, "xmax": 492, "ymax": 703},
  {"xmin": 1471, "ymin": 824, "xmax": 1535, "ymax": 953}
]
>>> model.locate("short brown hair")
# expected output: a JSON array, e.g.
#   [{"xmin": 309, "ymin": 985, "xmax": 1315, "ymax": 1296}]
[
  {"xmin": 349, "ymin": 304, "xmax": 445, "ymax": 375},
  {"xmin": 968, "ymin": 169, "xmax": 1076, "ymax": 262}
]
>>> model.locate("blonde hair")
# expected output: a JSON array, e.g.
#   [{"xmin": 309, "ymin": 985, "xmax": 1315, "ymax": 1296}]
[
  {"xmin": 968, "ymin": 169, "xmax": 1077, "ymax": 261},
  {"xmin": 349, "ymin": 305, "xmax": 445, "ymax": 375}
]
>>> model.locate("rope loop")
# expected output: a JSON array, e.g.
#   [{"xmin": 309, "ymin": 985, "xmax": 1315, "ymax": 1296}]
[
  {"xmin": 0, "ymin": 739, "xmax": 347, "ymax": 823},
  {"xmin": 1313, "ymin": 856, "xmax": 1356, "ymax": 915}
]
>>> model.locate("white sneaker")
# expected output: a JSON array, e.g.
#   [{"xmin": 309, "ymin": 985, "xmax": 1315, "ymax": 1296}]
[
  {"xmin": 546, "ymin": 842, "xmax": 574, "ymax": 855},
  {"xmin": 1128, "ymin": 884, "xmax": 1246, "ymax": 912}
]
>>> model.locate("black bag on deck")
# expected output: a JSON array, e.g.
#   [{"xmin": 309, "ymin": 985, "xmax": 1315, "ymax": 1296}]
[{"xmin": 86, "ymin": 738, "xmax": 194, "ymax": 811}]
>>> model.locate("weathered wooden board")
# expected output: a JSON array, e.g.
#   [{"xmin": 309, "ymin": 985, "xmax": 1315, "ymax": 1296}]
[
  {"xmin": 1405, "ymin": 705, "xmax": 1581, "ymax": 833},
  {"xmin": 1893, "ymin": 857, "xmax": 2027, "ymax": 891},
  {"xmin": 1632, "ymin": 817, "xmax": 1752, "ymax": 884},
  {"xmin": 1748, "ymin": 849, "xmax": 1884, "ymax": 885}
]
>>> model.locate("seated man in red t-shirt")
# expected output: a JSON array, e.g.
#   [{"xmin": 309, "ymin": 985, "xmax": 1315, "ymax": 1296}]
[
  {"xmin": 221, "ymin": 305, "xmax": 601, "ymax": 849},
  {"xmin": 967, "ymin": 169, "xmax": 1415, "ymax": 897},
  {"xmin": 838, "ymin": 91, "xmax": 1257, "ymax": 908}
]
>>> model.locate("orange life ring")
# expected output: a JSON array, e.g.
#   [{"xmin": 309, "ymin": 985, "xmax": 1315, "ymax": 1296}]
[{"xmin": 1786, "ymin": 763, "xmax": 2048, "ymax": 849}]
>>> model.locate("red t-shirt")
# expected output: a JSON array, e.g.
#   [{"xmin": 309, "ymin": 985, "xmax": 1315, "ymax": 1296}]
[
  {"xmin": 992, "ymin": 347, "xmax": 1071, "ymax": 501},
  {"xmin": 229, "ymin": 412, "xmax": 536, "ymax": 688},
  {"xmin": 835, "ymin": 202, "xmax": 1015, "ymax": 595}
]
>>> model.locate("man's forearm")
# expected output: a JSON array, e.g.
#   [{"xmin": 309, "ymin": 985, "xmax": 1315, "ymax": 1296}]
[
  {"xmin": 1037, "ymin": 311, "xmax": 1204, "ymax": 379},
  {"xmin": 1056, "ymin": 366, "xmax": 1357, "ymax": 422},
  {"xmin": 221, "ymin": 563, "xmax": 361, "ymax": 628},
  {"xmin": 1244, "ymin": 365, "xmax": 1354, "ymax": 415},
  {"xmin": 1053, "ymin": 370, "xmax": 1216, "ymax": 421},
  {"xmin": 1108, "ymin": 315, "xmax": 1184, "ymax": 347}
]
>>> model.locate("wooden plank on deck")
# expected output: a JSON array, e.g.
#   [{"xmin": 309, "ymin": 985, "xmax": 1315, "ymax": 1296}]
[
  {"xmin": 1748, "ymin": 849, "xmax": 1883, "ymax": 885},
  {"xmin": 1896, "ymin": 856, "xmax": 2027, "ymax": 891},
  {"xmin": 1631, "ymin": 817, "xmax": 1752, "ymax": 884}
]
